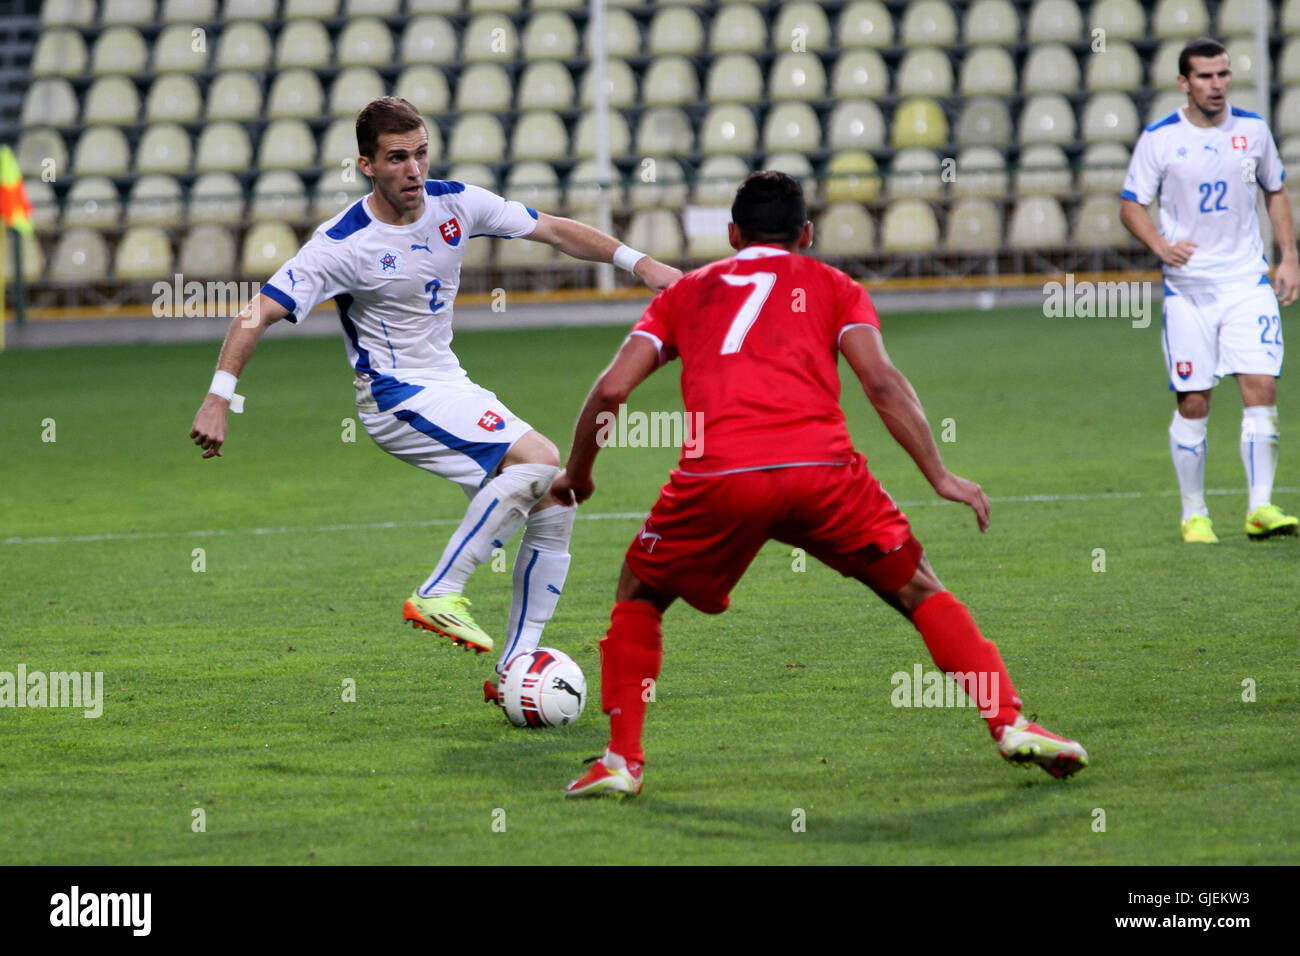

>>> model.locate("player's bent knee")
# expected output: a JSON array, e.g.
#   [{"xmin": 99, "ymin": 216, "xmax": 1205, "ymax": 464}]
[{"xmin": 502, "ymin": 430, "xmax": 560, "ymax": 470}]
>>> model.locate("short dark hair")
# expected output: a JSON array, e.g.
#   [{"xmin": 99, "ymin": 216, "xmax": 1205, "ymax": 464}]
[
  {"xmin": 731, "ymin": 171, "xmax": 807, "ymax": 245},
  {"xmin": 1179, "ymin": 38, "xmax": 1228, "ymax": 79},
  {"xmin": 356, "ymin": 96, "xmax": 426, "ymax": 160}
]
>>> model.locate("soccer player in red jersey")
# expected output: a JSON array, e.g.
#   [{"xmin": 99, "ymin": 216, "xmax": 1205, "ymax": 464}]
[{"xmin": 552, "ymin": 173, "xmax": 1089, "ymax": 797}]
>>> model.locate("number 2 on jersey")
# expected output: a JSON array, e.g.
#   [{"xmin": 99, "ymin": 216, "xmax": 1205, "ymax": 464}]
[
  {"xmin": 719, "ymin": 272, "xmax": 777, "ymax": 354},
  {"xmin": 424, "ymin": 278, "xmax": 444, "ymax": 314},
  {"xmin": 1197, "ymin": 181, "xmax": 1228, "ymax": 213},
  {"xmin": 1258, "ymin": 314, "xmax": 1282, "ymax": 346}
]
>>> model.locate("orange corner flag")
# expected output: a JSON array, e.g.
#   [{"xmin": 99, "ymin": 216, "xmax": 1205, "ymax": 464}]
[{"xmin": 0, "ymin": 145, "xmax": 34, "ymax": 235}]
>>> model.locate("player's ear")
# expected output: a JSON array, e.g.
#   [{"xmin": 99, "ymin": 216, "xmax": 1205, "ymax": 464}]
[
  {"xmin": 798, "ymin": 221, "xmax": 813, "ymax": 250},
  {"xmin": 728, "ymin": 222, "xmax": 743, "ymax": 251},
  {"xmin": 357, "ymin": 154, "xmax": 373, "ymax": 179}
]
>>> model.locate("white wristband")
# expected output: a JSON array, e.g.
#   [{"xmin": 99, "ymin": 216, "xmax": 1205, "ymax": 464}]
[
  {"xmin": 612, "ymin": 244, "xmax": 646, "ymax": 274},
  {"xmin": 209, "ymin": 371, "xmax": 245, "ymax": 414}
]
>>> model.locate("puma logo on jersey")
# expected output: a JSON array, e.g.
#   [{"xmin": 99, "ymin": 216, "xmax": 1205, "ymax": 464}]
[
  {"xmin": 287, "ymin": 268, "xmax": 300, "ymax": 290},
  {"xmin": 638, "ymin": 525, "xmax": 662, "ymax": 553},
  {"xmin": 410, "ymin": 236, "xmax": 433, "ymax": 254}
]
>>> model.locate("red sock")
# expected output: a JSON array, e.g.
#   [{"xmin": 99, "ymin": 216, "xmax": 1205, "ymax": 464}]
[
  {"xmin": 601, "ymin": 600, "xmax": 663, "ymax": 765},
  {"xmin": 912, "ymin": 591, "xmax": 1021, "ymax": 736}
]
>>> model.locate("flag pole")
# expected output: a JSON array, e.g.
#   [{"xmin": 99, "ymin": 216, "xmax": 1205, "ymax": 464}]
[{"xmin": 1, "ymin": 222, "xmax": 8, "ymax": 351}]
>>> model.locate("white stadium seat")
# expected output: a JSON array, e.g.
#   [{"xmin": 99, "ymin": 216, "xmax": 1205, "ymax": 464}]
[
  {"xmin": 135, "ymin": 123, "xmax": 193, "ymax": 174},
  {"xmin": 251, "ymin": 170, "xmax": 309, "ymax": 224},
  {"xmin": 1008, "ymin": 196, "xmax": 1068, "ymax": 247},
  {"xmin": 215, "ymin": 21, "xmax": 272, "ymax": 71},
  {"xmin": 510, "ymin": 111, "xmax": 570, "ymax": 162},
  {"xmin": 692, "ymin": 155, "xmax": 749, "ymax": 206},
  {"xmin": 146, "ymin": 74, "xmax": 202, "ymax": 124},
  {"xmin": 82, "ymin": 75, "xmax": 140, "ymax": 125},
  {"xmin": 189, "ymin": 171, "xmax": 244, "ymax": 225},
  {"xmin": 65, "ymin": 177, "xmax": 122, "ymax": 230},
  {"xmin": 153, "ymin": 23, "xmax": 208, "ymax": 73},
  {"xmin": 21, "ymin": 79, "xmax": 78, "ymax": 129},
  {"xmin": 901, "ymin": 0, "xmax": 959, "ymax": 46},
  {"xmin": 267, "ymin": 69, "xmax": 325, "ymax": 120},
  {"xmin": 206, "ymin": 71, "xmax": 262, "ymax": 121},
  {"xmin": 329, "ymin": 68, "xmax": 386, "ymax": 118},
  {"xmin": 455, "ymin": 63, "xmax": 514, "ymax": 113},
  {"xmin": 402, "ymin": 16, "xmax": 457, "ymax": 65},
  {"xmin": 1026, "ymin": 0, "xmax": 1083, "ymax": 43},
  {"xmin": 839, "ymin": 1, "xmax": 894, "ymax": 48},
  {"xmin": 522, "ymin": 11, "xmax": 579, "ymax": 60},
  {"xmin": 832, "ymin": 49, "xmax": 890, "ymax": 99},
  {"xmin": 956, "ymin": 98, "xmax": 1014, "ymax": 147},
  {"xmin": 772, "ymin": 2, "xmax": 832, "ymax": 51},
  {"xmin": 886, "ymin": 148, "xmax": 944, "ymax": 200},
  {"xmin": 628, "ymin": 156, "xmax": 687, "ymax": 211},
  {"xmin": 699, "ymin": 103, "xmax": 759, "ymax": 156},
  {"xmin": 964, "ymin": 0, "xmax": 1020, "ymax": 44},
  {"xmin": 126, "ymin": 174, "xmax": 185, "ymax": 226},
  {"xmin": 179, "ymin": 225, "xmax": 238, "ymax": 279},
  {"xmin": 1152, "ymin": 0, "xmax": 1210, "ymax": 39},
  {"xmin": 518, "ymin": 61, "xmax": 576, "ymax": 111},
  {"xmin": 769, "ymin": 52, "xmax": 827, "ymax": 102},
  {"xmin": 72, "ymin": 127, "xmax": 130, "ymax": 177},
  {"xmin": 763, "ymin": 101, "xmax": 822, "ymax": 154},
  {"xmin": 580, "ymin": 59, "xmax": 637, "ymax": 109},
  {"xmin": 116, "ymin": 226, "xmax": 174, "ymax": 280},
  {"xmin": 946, "ymin": 199, "xmax": 1002, "ymax": 250},
  {"xmin": 636, "ymin": 107, "xmax": 695, "ymax": 157},
  {"xmin": 1015, "ymin": 144, "xmax": 1072, "ymax": 197},
  {"xmin": 952, "ymin": 147, "xmax": 1010, "ymax": 199},
  {"xmin": 51, "ymin": 229, "xmax": 111, "ymax": 283},
  {"xmin": 195, "ymin": 121, "xmax": 254, "ymax": 173},
  {"xmin": 395, "ymin": 66, "xmax": 451, "ymax": 114},
  {"xmin": 706, "ymin": 54, "xmax": 764, "ymax": 103},
  {"xmin": 881, "ymin": 199, "xmax": 940, "ymax": 251},
  {"xmin": 1022, "ymin": 43, "xmax": 1080, "ymax": 94}
]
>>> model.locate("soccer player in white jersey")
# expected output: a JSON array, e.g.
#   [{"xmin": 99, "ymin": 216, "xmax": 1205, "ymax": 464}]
[
  {"xmin": 1120, "ymin": 38, "xmax": 1299, "ymax": 543},
  {"xmin": 190, "ymin": 97, "xmax": 681, "ymax": 682}
]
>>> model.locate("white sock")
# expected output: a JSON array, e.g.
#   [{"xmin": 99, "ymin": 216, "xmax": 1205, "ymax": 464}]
[
  {"xmin": 1240, "ymin": 405, "xmax": 1280, "ymax": 512},
  {"xmin": 419, "ymin": 463, "xmax": 559, "ymax": 599},
  {"xmin": 1170, "ymin": 411, "xmax": 1209, "ymax": 521},
  {"xmin": 498, "ymin": 502, "xmax": 576, "ymax": 674}
]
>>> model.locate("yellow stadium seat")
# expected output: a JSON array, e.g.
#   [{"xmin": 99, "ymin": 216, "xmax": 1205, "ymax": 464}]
[
  {"xmin": 64, "ymin": 177, "xmax": 122, "ymax": 230},
  {"xmin": 891, "ymin": 97, "xmax": 948, "ymax": 149},
  {"xmin": 692, "ymin": 155, "xmax": 749, "ymax": 206},
  {"xmin": 1007, "ymin": 196, "xmax": 1067, "ymax": 247},
  {"xmin": 1079, "ymin": 142, "xmax": 1132, "ymax": 194},
  {"xmin": 92, "ymin": 26, "xmax": 148, "ymax": 75},
  {"xmin": 772, "ymin": 2, "xmax": 832, "ymax": 51},
  {"xmin": 901, "ymin": 0, "xmax": 959, "ymax": 46},
  {"xmin": 769, "ymin": 52, "xmax": 827, "ymax": 102},
  {"xmin": 31, "ymin": 29, "xmax": 87, "ymax": 78},
  {"xmin": 251, "ymin": 171, "xmax": 309, "ymax": 224},
  {"xmin": 403, "ymin": 16, "xmax": 458, "ymax": 64},
  {"xmin": 82, "ymin": 75, "xmax": 140, "ymax": 125},
  {"xmin": 72, "ymin": 127, "xmax": 129, "ymax": 177},
  {"xmin": 154, "ymin": 23, "xmax": 208, "ymax": 73},
  {"xmin": 626, "ymin": 210, "xmax": 684, "ymax": 262},
  {"xmin": 456, "ymin": 63, "xmax": 514, "ymax": 112},
  {"xmin": 22, "ymin": 79, "xmax": 78, "ymax": 129},
  {"xmin": 284, "ymin": 0, "xmax": 337, "ymax": 16},
  {"xmin": 338, "ymin": 18, "xmax": 394, "ymax": 67},
  {"xmin": 823, "ymin": 150, "xmax": 881, "ymax": 203},
  {"xmin": 628, "ymin": 157, "xmax": 687, "ymax": 210},
  {"xmin": 505, "ymin": 161, "xmax": 562, "ymax": 212},
  {"xmin": 178, "ymin": 225, "xmax": 238, "ymax": 279},
  {"xmin": 116, "ymin": 226, "xmax": 174, "ymax": 280},
  {"xmin": 518, "ymin": 61, "xmax": 576, "ymax": 110},
  {"xmin": 584, "ymin": 9, "xmax": 640, "ymax": 58},
  {"xmin": 136, "ymin": 123, "xmax": 193, "ymax": 174},
  {"xmin": 1082, "ymin": 92, "xmax": 1139, "ymax": 143},
  {"xmin": 395, "ymin": 66, "xmax": 451, "ymax": 113},
  {"xmin": 565, "ymin": 159, "xmax": 626, "ymax": 214},
  {"xmin": 956, "ymin": 97, "xmax": 1013, "ymax": 146},
  {"xmin": 832, "ymin": 49, "xmax": 890, "ymax": 99},
  {"xmin": 762, "ymin": 101, "xmax": 822, "ymax": 153},
  {"xmin": 887, "ymin": 148, "xmax": 944, "ymax": 200},
  {"xmin": 449, "ymin": 113, "xmax": 507, "ymax": 164},
  {"xmin": 580, "ymin": 59, "xmax": 638, "ymax": 109},
  {"xmin": 1026, "ymin": 0, "xmax": 1082, "ymax": 43},
  {"xmin": 206, "ymin": 71, "xmax": 262, "ymax": 121},
  {"xmin": 1021, "ymin": 43, "xmax": 1079, "ymax": 93},
  {"xmin": 215, "ymin": 21, "xmax": 272, "ymax": 71},
  {"xmin": 312, "ymin": 167, "xmax": 368, "ymax": 222},
  {"xmin": 266, "ymin": 69, "xmax": 324, "ymax": 120},
  {"xmin": 1086, "ymin": 42, "xmax": 1143, "ymax": 92},
  {"xmin": 636, "ymin": 107, "xmax": 695, "ymax": 157},
  {"xmin": 276, "ymin": 20, "xmax": 331, "ymax": 69},
  {"xmin": 963, "ymin": 0, "xmax": 1020, "ymax": 44},
  {"xmin": 838, "ymin": 0, "xmax": 894, "ymax": 48},
  {"xmin": 1152, "ymin": 0, "xmax": 1209, "ymax": 39},
  {"xmin": 511, "ymin": 111, "xmax": 570, "ymax": 162},
  {"xmin": 223, "ymin": 0, "xmax": 277, "ymax": 19},
  {"xmin": 952, "ymin": 146, "xmax": 1009, "ymax": 199},
  {"xmin": 26, "ymin": 179, "xmax": 58, "ymax": 233},
  {"xmin": 1019, "ymin": 93, "xmax": 1076, "ymax": 145},
  {"xmin": 126, "ymin": 174, "xmax": 184, "ymax": 226},
  {"xmin": 522, "ymin": 11, "xmax": 579, "ymax": 60},
  {"xmin": 1015, "ymin": 144, "xmax": 1072, "ymax": 197},
  {"xmin": 642, "ymin": 57, "xmax": 699, "ymax": 107},
  {"xmin": 1074, "ymin": 195, "xmax": 1131, "ymax": 246},
  {"xmin": 1090, "ymin": 0, "xmax": 1146, "ymax": 41},
  {"xmin": 257, "ymin": 118, "xmax": 316, "ymax": 171},
  {"xmin": 195, "ymin": 121, "xmax": 254, "ymax": 172},
  {"xmin": 51, "ymin": 229, "xmax": 111, "ymax": 283},
  {"xmin": 960, "ymin": 47, "xmax": 1016, "ymax": 96},
  {"xmin": 41, "ymin": 0, "xmax": 95, "ymax": 27},
  {"xmin": 189, "ymin": 172, "xmax": 245, "ymax": 225},
  {"xmin": 764, "ymin": 150, "xmax": 818, "ymax": 201},
  {"xmin": 706, "ymin": 53, "xmax": 764, "ymax": 103},
  {"xmin": 710, "ymin": 4, "xmax": 766, "ymax": 54},
  {"xmin": 881, "ymin": 199, "xmax": 940, "ymax": 251},
  {"xmin": 827, "ymin": 100, "xmax": 887, "ymax": 151},
  {"xmin": 162, "ymin": 0, "xmax": 215, "ymax": 19},
  {"xmin": 329, "ymin": 67, "xmax": 385, "ymax": 118},
  {"xmin": 945, "ymin": 198, "xmax": 1002, "ymax": 250},
  {"xmin": 240, "ymin": 222, "xmax": 298, "ymax": 278},
  {"xmin": 1280, "ymin": 37, "xmax": 1300, "ymax": 85},
  {"xmin": 699, "ymin": 103, "xmax": 758, "ymax": 155},
  {"xmin": 145, "ymin": 74, "xmax": 201, "ymax": 123},
  {"xmin": 573, "ymin": 110, "xmax": 632, "ymax": 159},
  {"xmin": 649, "ymin": 7, "xmax": 704, "ymax": 55},
  {"xmin": 896, "ymin": 47, "xmax": 954, "ymax": 97}
]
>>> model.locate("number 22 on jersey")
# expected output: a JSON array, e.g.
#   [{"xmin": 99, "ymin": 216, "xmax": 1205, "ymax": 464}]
[{"xmin": 719, "ymin": 272, "xmax": 777, "ymax": 354}]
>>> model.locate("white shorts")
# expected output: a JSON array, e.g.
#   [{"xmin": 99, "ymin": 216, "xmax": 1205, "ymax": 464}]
[
  {"xmin": 1161, "ymin": 276, "xmax": 1284, "ymax": 392},
  {"xmin": 359, "ymin": 379, "xmax": 533, "ymax": 495}
]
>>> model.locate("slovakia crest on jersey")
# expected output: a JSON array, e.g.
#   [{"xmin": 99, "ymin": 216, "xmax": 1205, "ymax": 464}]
[
  {"xmin": 1176, "ymin": 361, "xmax": 1193, "ymax": 380},
  {"xmin": 439, "ymin": 218, "xmax": 462, "ymax": 246},
  {"xmin": 1232, "ymin": 135, "xmax": 1248, "ymax": 151},
  {"xmin": 478, "ymin": 410, "xmax": 505, "ymax": 432},
  {"xmin": 377, "ymin": 249, "xmax": 402, "ymax": 274}
]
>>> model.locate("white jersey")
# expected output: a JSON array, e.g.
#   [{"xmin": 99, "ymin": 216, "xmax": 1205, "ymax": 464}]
[
  {"xmin": 1122, "ymin": 104, "xmax": 1286, "ymax": 285},
  {"xmin": 261, "ymin": 181, "xmax": 539, "ymax": 410}
]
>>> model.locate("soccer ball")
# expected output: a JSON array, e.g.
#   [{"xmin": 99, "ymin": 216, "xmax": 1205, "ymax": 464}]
[{"xmin": 499, "ymin": 647, "xmax": 586, "ymax": 728}]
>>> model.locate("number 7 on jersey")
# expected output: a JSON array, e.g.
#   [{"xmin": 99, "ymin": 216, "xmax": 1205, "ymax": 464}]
[{"xmin": 719, "ymin": 272, "xmax": 777, "ymax": 355}]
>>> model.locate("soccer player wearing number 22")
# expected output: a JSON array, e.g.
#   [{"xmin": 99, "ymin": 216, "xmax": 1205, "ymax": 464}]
[
  {"xmin": 189, "ymin": 98, "xmax": 681, "ymax": 679},
  {"xmin": 1121, "ymin": 38, "xmax": 1299, "ymax": 543},
  {"xmin": 553, "ymin": 173, "xmax": 1087, "ymax": 798}
]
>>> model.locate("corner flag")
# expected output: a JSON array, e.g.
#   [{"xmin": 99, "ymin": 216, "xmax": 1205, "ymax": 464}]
[{"xmin": 0, "ymin": 145, "xmax": 32, "ymax": 235}]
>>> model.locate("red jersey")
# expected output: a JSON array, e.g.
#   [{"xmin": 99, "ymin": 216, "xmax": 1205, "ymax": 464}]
[{"xmin": 631, "ymin": 245, "xmax": 881, "ymax": 474}]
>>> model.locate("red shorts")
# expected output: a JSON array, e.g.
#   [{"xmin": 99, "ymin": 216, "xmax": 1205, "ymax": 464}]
[{"xmin": 624, "ymin": 453, "xmax": 918, "ymax": 614}]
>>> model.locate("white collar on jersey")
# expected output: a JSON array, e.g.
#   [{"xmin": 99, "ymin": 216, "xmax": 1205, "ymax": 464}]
[{"xmin": 734, "ymin": 245, "xmax": 791, "ymax": 260}]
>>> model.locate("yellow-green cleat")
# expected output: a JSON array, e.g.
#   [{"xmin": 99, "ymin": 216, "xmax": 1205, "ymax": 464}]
[
  {"xmin": 1181, "ymin": 513, "xmax": 1218, "ymax": 544},
  {"xmin": 402, "ymin": 592, "xmax": 494, "ymax": 653},
  {"xmin": 1245, "ymin": 503, "xmax": 1299, "ymax": 540}
]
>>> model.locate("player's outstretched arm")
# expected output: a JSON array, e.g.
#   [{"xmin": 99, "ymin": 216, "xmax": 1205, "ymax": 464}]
[
  {"xmin": 1119, "ymin": 198, "xmax": 1197, "ymax": 268},
  {"xmin": 551, "ymin": 334, "xmax": 661, "ymax": 506},
  {"xmin": 526, "ymin": 213, "xmax": 682, "ymax": 292},
  {"xmin": 1264, "ymin": 188, "xmax": 1300, "ymax": 307},
  {"xmin": 840, "ymin": 325, "xmax": 990, "ymax": 532},
  {"xmin": 189, "ymin": 293, "xmax": 289, "ymax": 459}
]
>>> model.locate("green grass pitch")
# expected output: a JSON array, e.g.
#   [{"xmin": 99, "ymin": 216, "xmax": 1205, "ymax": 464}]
[{"xmin": 1, "ymin": 305, "xmax": 1297, "ymax": 865}]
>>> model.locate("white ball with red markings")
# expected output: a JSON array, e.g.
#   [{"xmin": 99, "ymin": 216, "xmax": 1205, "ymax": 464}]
[{"xmin": 500, "ymin": 647, "xmax": 586, "ymax": 728}]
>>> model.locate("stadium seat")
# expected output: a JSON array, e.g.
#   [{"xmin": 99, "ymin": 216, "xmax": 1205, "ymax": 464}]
[
  {"xmin": 1224, "ymin": 39, "xmax": 1260, "ymax": 87},
  {"xmin": 251, "ymin": 171, "xmax": 309, "ymax": 224},
  {"xmin": 839, "ymin": 0, "xmax": 894, "ymax": 48},
  {"xmin": 684, "ymin": 207, "xmax": 734, "ymax": 261},
  {"xmin": 338, "ymin": 18, "xmax": 394, "ymax": 67},
  {"xmin": 823, "ymin": 150, "xmax": 881, "ymax": 203},
  {"xmin": 692, "ymin": 155, "xmax": 749, "ymax": 206},
  {"xmin": 64, "ymin": 177, "xmax": 122, "ymax": 230},
  {"xmin": 573, "ymin": 110, "xmax": 632, "ymax": 159},
  {"xmin": 178, "ymin": 225, "xmax": 238, "ymax": 279},
  {"xmin": 1073, "ymin": 194, "xmax": 1132, "ymax": 246},
  {"xmin": 772, "ymin": 2, "xmax": 832, "ymax": 51},
  {"xmin": 317, "ymin": 118, "xmax": 360, "ymax": 168},
  {"xmin": 72, "ymin": 127, "xmax": 129, "ymax": 177},
  {"xmin": 706, "ymin": 54, "xmax": 764, "ymax": 103},
  {"xmin": 1025, "ymin": 0, "xmax": 1082, "ymax": 42},
  {"xmin": 92, "ymin": 27, "xmax": 148, "ymax": 75},
  {"xmin": 531, "ymin": 0, "xmax": 581, "ymax": 9},
  {"xmin": 455, "ymin": 63, "xmax": 514, "ymax": 113},
  {"xmin": 448, "ymin": 113, "xmax": 507, "ymax": 164},
  {"xmin": 511, "ymin": 111, "xmax": 569, "ymax": 162},
  {"xmin": 101, "ymin": 0, "xmax": 154, "ymax": 25},
  {"xmin": 1090, "ymin": 0, "xmax": 1145, "ymax": 41},
  {"xmin": 446, "ymin": 162, "xmax": 497, "ymax": 192},
  {"xmin": 636, "ymin": 107, "xmax": 694, "ymax": 157},
  {"xmin": 896, "ymin": 48, "xmax": 954, "ymax": 97},
  {"xmin": 699, "ymin": 104, "xmax": 759, "ymax": 156},
  {"xmin": 1146, "ymin": 90, "xmax": 1186, "ymax": 125},
  {"xmin": 395, "ymin": 66, "xmax": 451, "ymax": 113},
  {"xmin": 136, "ymin": 123, "xmax": 193, "ymax": 174},
  {"xmin": 769, "ymin": 52, "xmax": 827, "ymax": 102},
  {"xmin": 82, "ymin": 75, "xmax": 140, "ymax": 125},
  {"xmin": 945, "ymin": 198, "xmax": 1002, "ymax": 250},
  {"xmin": 153, "ymin": 23, "xmax": 208, "ymax": 73},
  {"xmin": 223, "ymin": 0, "xmax": 277, "ymax": 20},
  {"xmin": 257, "ymin": 119, "xmax": 317, "ymax": 171},
  {"xmin": 1019, "ymin": 94, "xmax": 1077, "ymax": 145},
  {"xmin": 1082, "ymin": 93, "xmax": 1139, "ymax": 143},
  {"xmin": 22, "ymin": 79, "xmax": 79, "ymax": 129},
  {"xmin": 963, "ymin": 0, "xmax": 1020, "ymax": 44},
  {"xmin": 504, "ymin": 161, "xmax": 562, "ymax": 212},
  {"xmin": 522, "ymin": 11, "xmax": 579, "ymax": 60},
  {"xmin": 628, "ymin": 156, "xmax": 687, "ymax": 210},
  {"xmin": 952, "ymin": 146, "xmax": 1009, "ymax": 199},
  {"xmin": 162, "ymin": 0, "xmax": 215, "ymax": 20},
  {"xmin": 116, "ymin": 227, "xmax": 174, "ymax": 280},
  {"xmin": 403, "ymin": 16, "xmax": 458, "ymax": 64},
  {"xmin": 584, "ymin": 9, "xmax": 640, "ymax": 58},
  {"xmin": 764, "ymin": 151, "xmax": 818, "ymax": 201},
  {"xmin": 215, "ymin": 21, "xmax": 272, "ymax": 71},
  {"xmin": 329, "ymin": 67, "xmax": 385, "ymax": 118},
  {"xmin": 468, "ymin": 0, "xmax": 519, "ymax": 12},
  {"xmin": 881, "ymin": 200, "xmax": 940, "ymax": 251},
  {"xmin": 1227, "ymin": 88, "xmax": 1263, "ymax": 116},
  {"xmin": 284, "ymin": 0, "xmax": 338, "ymax": 16},
  {"xmin": 266, "ymin": 69, "xmax": 324, "ymax": 120},
  {"xmin": 26, "ymin": 178, "xmax": 57, "ymax": 233},
  {"xmin": 1022, "ymin": 43, "xmax": 1080, "ymax": 93},
  {"xmin": 955, "ymin": 96, "xmax": 1017, "ymax": 146},
  {"xmin": 1079, "ymin": 142, "xmax": 1132, "ymax": 194},
  {"xmin": 626, "ymin": 209, "xmax": 683, "ymax": 262},
  {"xmin": 1277, "ymin": 88, "xmax": 1300, "ymax": 138},
  {"xmin": 51, "ymin": 229, "xmax": 111, "ymax": 283},
  {"xmin": 195, "ymin": 122, "xmax": 254, "ymax": 173},
  {"xmin": 762, "ymin": 101, "xmax": 822, "ymax": 153},
  {"xmin": 277, "ymin": 20, "xmax": 331, "ymax": 69},
  {"xmin": 579, "ymin": 59, "xmax": 637, "ymax": 109},
  {"xmin": 498, "ymin": 232, "xmax": 554, "ymax": 268},
  {"xmin": 41, "ymin": 0, "xmax": 95, "ymax": 27},
  {"xmin": 188, "ymin": 171, "xmax": 244, "ymax": 224},
  {"xmin": 125, "ymin": 174, "xmax": 184, "ymax": 226},
  {"xmin": 205, "ymin": 71, "xmax": 262, "ymax": 121},
  {"xmin": 1282, "ymin": 0, "xmax": 1300, "ymax": 34},
  {"xmin": 1149, "ymin": 41, "xmax": 1184, "ymax": 89},
  {"xmin": 891, "ymin": 98, "xmax": 948, "ymax": 149},
  {"xmin": 1281, "ymin": 37, "xmax": 1300, "ymax": 86},
  {"xmin": 240, "ymin": 222, "xmax": 298, "ymax": 277},
  {"xmin": 1086, "ymin": 42, "xmax": 1143, "ymax": 92},
  {"xmin": 346, "ymin": 0, "xmax": 399, "ymax": 14},
  {"xmin": 901, "ymin": 0, "xmax": 959, "ymax": 46},
  {"xmin": 1007, "ymin": 196, "xmax": 1067, "ymax": 247},
  {"xmin": 887, "ymin": 148, "xmax": 944, "ymax": 200},
  {"xmin": 710, "ymin": 4, "xmax": 766, "ymax": 53},
  {"xmin": 832, "ymin": 49, "xmax": 890, "ymax": 99},
  {"xmin": 649, "ymin": 7, "xmax": 704, "ymax": 55},
  {"xmin": 145, "ymin": 75, "xmax": 202, "ymax": 123},
  {"xmin": 1015, "ymin": 144, "xmax": 1072, "ymax": 197},
  {"xmin": 959, "ymin": 47, "xmax": 1016, "ymax": 96},
  {"xmin": 31, "ymin": 28, "xmax": 87, "ymax": 77},
  {"xmin": 565, "ymin": 159, "xmax": 626, "ymax": 214},
  {"xmin": 408, "ymin": 0, "xmax": 460, "ymax": 12},
  {"xmin": 15, "ymin": 229, "xmax": 45, "ymax": 282},
  {"xmin": 827, "ymin": 100, "xmax": 887, "ymax": 151},
  {"xmin": 518, "ymin": 61, "xmax": 576, "ymax": 110},
  {"xmin": 642, "ymin": 57, "xmax": 698, "ymax": 107},
  {"xmin": 312, "ymin": 167, "xmax": 368, "ymax": 222},
  {"xmin": 1152, "ymin": 0, "xmax": 1209, "ymax": 38}
]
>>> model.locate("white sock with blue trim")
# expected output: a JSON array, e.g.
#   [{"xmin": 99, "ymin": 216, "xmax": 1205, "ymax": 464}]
[
  {"xmin": 419, "ymin": 463, "xmax": 559, "ymax": 599},
  {"xmin": 497, "ymin": 502, "xmax": 576, "ymax": 675},
  {"xmin": 1240, "ymin": 405, "xmax": 1279, "ymax": 513},
  {"xmin": 1170, "ymin": 411, "xmax": 1209, "ymax": 521}
]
